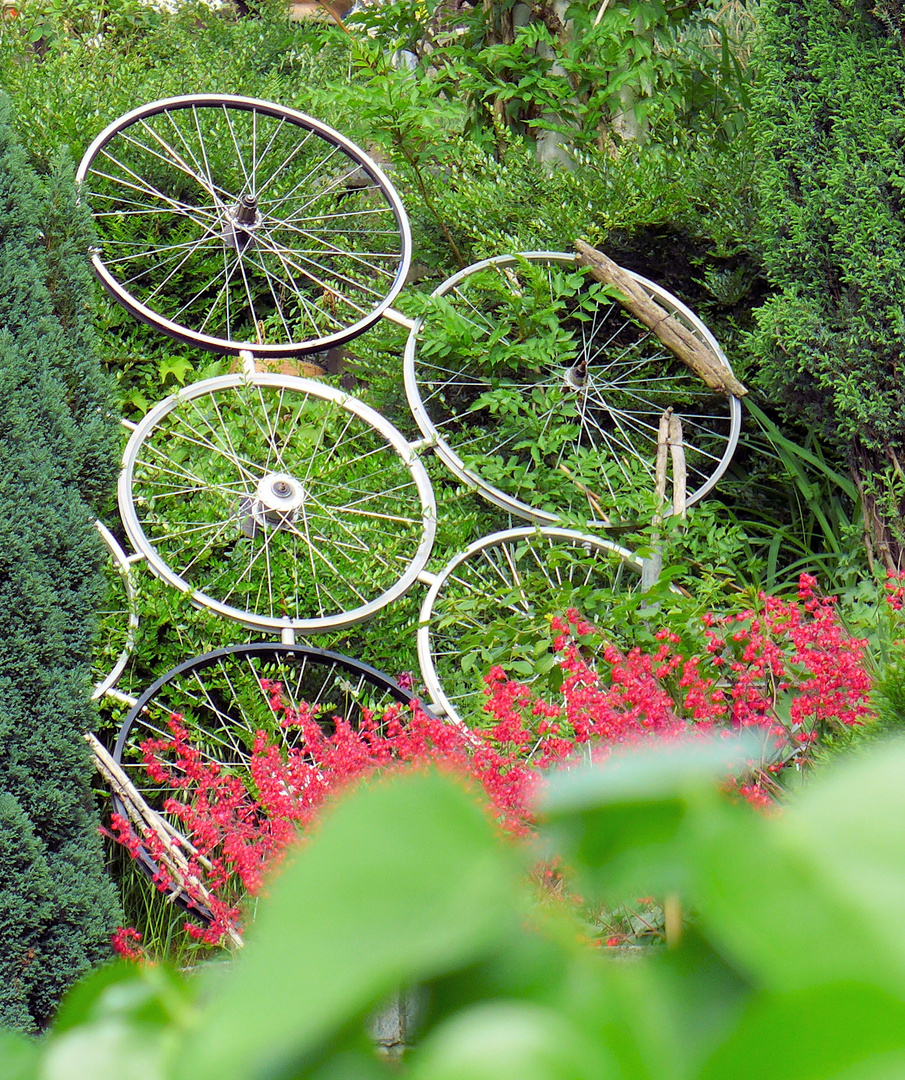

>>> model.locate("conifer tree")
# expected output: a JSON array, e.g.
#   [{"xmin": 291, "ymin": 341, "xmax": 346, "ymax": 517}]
[
  {"xmin": 750, "ymin": 0, "xmax": 905, "ymax": 570},
  {"xmin": 0, "ymin": 92, "xmax": 121, "ymax": 1032}
]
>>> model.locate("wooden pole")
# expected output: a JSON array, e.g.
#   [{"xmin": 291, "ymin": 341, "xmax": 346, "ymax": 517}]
[
  {"xmin": 669, "ymin": 413, "xmax": 687, "ymax": 520},
  {"xmin": 574, "ymin": 240, "xmax": 748, "ymax": 399},
  {"xmin": 641, "ymin": 408, "xmax": 672, "ymax": 592},
  {"xmin": 642, "ymin": 410, "xmax": 688, "ymax": 591},
  {"xmin": 86, "ymin": 732, "xmax": 244, "ymax": 949}
]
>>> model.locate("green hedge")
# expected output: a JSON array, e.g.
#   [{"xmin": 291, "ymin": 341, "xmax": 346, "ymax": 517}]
[
  {"xmin": 0, "ymin": 93, "xmax": 121, "ymax": 1032},
  {"xmin": 750, "ymin": 0, "xmax": 905, "ymax": 566}
]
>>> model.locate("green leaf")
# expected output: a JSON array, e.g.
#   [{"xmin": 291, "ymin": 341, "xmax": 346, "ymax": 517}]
[
  {"xmin": 157, "ymin": 356, "xmax": 194, "ymax": 386},
  {"xmin": 409, "ymin": 1001, "xmax": 619, "ymax": 1080},
  {"xmin": 53, "ymin": 961, "xmax": 191, "ymax": 1033},
  {"xmin": 745, "ymin": 400, "xmax": 858, "ymax": 501},
  {"xmin": 590, "ymin": 930, "xmax": 751, "ymax": 1080},
  {"xmin": 176, "ymin": 771, "xmax": 521, "ymax": 1080},
  {"xmin": 700, "ymin": 983, "xmax": 905, "ymax": 1080},
  {"xmin": 42, "ymin": 1023, "xmax": 168, "ymax": 1080},
  {"xmin": 540, "ymin": 739, "xmax": 759, "ymax": 899},
  {"xmin": 689, "ymin": 739, "xmax": 905, "ymax": 995},
  {"xmin": 0, "ymin": 1031, "xmax": 39, "ymax": 1080},
  {"xmin": 542, "ymin": 739, "xmax": 761, "ymax": 820}
]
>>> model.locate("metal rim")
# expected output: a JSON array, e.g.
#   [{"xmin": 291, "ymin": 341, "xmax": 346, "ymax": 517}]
[
  {"xmin": 118, "ymin": 372, "xmax": 436, "ymax": 632},
  {"xmin": 418, "ymin": 526, "xmax": 644, "ymax": 727},
  {"xmin": 403, "ymin": 251, "xmax": 742, "ymax": 524},
  {"xmin": 111, "ymin": 642, "xmax": 428, "ymax": 919},
  {"xmin": 92, "ymin": 519, "xmax": 140, "ymax": 700},
  {"xmin": 77, "ymin": 94, "xmax": 412, "ymax": 357}
]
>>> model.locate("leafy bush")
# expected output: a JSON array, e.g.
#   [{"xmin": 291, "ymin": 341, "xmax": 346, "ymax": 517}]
[
  {"xmin": 346, "ymin": 0, "xmax": 753, "ymax": 153},
  {"xmin": 749, "ymin": 0, "xmax": 905, "ymax": 569}
]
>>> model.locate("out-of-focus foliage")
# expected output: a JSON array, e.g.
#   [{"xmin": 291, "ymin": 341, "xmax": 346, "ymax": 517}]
[{"xmin": 10, "ymin": 740, "xmax": 905, "ymax": 1077}]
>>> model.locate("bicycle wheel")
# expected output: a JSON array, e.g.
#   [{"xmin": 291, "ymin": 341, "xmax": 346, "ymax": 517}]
[
  {"xmin": 418, "ymin": 526, "xmax": 644, "ymax": 727},
  {"xmin": 404, "ymin": 252, "xmax": 742, "ymax": 524},
  {"xmin": 76, "ymin": 95, "xmax": 411, "ymax": 356},
  {"xmin": 92, "ymin": 520, "xmax": 139, "ymax": 700},
  {"xmin": 118, "ymin": 373, "xmax": 436, "ymax": 632},
  {"xmin": 111, "ymin": 643, "xmax": 424, "ymax": 917}
]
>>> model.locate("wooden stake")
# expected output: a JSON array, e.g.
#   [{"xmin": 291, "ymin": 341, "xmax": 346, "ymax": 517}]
[
  {"xmin": 593, "ymin": 0, "xmax": 614, "ymax": 26},
  {"xmin": 664, "ymin": 893, "xmax": 683, "ymax": 948},
  {"xmin": 668, "ymin": 413, "xmax": 687, "ymax": 519},
  {"xmin": 654, "ymin": 408, "xmax": 671, "ymax": 515},
  {"xmin": 574, "ymin": 240, "xmax": 748, "ymax": 399},
  {"xmin": 86, "ymin": 732, "xmax": 244, "ymax": 949}
]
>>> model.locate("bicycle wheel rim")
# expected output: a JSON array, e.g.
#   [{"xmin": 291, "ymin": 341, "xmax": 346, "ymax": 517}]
[
  {"xmin": 92, "ymin": 519, "xmax": 139, "ymax": 700},
  {"xmin": 118, "ymin": 373, "xmax": 436, "ymax": 632},
  {"xmin": 77, "ymin": 95, "xmax": 412, "ymax": 356},
  {"xmin": 111, "ymin": 643, "xmax": 425, "ymax": 918},
  {"xmin": 418, "ymin": 526, "xmax": 644, "ymax": 727},
  {"xmin": 404, "ymin": 252, "xmax": 742, "ymax": 524}
]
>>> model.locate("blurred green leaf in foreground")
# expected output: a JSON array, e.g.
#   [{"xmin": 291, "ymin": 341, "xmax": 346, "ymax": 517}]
[{"xmin": 10, "ymin": 740, "xmax": 905, "ymax": 1080}]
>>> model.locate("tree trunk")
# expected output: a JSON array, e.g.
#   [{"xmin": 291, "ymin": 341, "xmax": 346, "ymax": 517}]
[{"xmin": 851, "ymin": 444, "xmax": 905, "ymax": 573}]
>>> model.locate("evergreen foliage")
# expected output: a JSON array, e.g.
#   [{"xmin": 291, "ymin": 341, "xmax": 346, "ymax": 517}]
[
  {"xmin": 0, "ymin": 92, "xmax": 121, "ymax": 1032},
  {"xmin": 750, "ymin": 0, "xmax": 905, "ymax": 568}
]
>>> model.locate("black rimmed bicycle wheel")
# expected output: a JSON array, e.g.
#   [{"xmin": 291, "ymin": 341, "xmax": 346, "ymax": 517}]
[
  {"xmin": 111, "ymin": 643, "xmax": 426, "ymax": 919},
  {"xmin": 77, "ymin": 95, "xmax": 412, "ymax": 356}
]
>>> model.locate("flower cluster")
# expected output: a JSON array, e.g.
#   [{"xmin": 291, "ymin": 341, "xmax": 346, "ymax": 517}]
[
  {"xmin": 109, "ymin": 575, "xmax": 876, "ymax": 954},
  {"xmin": 111, "ymin": 926, "xmax": 144, "ymax": 962}
]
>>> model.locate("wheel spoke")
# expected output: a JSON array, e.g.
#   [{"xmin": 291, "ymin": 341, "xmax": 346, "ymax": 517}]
[{"xmin": 125, "ymin": 123, "xmax": 229, "ymax": 209}]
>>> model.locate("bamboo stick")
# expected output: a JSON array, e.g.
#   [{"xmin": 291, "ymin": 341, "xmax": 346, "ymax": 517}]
[
  {"xmin": 86, "ymin": 732, "xmax": 244, "ymax": 949},
  {"xmin": 557, "ymin": 463, "xmax": 611, "ymax": 524}
]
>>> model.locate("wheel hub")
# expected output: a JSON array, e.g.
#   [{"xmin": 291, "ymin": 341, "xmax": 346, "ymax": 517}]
[
  {"xmin": 222, "ymin": 193, "xmax": 262, "ymax": 251},
  {"xmin": 564, "ymin": 360, "xmax": 587, "ymax": 390},
  {"xmin": 249, "ymin": 472, "xmax": 307, "ymax": 531}
]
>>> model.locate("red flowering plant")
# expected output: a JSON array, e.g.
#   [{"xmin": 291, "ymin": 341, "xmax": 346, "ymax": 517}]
[
  {"xmin": 109, "ymin": 690, "xmax": 548, "ymax": 959},
  {"xmin": 109, "ymin": 574, "xmax": 877, "ymax": 958},
  {"xmin": 482, "ymin": 574, "xmax": 874, "ymax": 806},
  {"xmin": 886, "ymin": 569, "xmax": 905, "ymax": 613}
]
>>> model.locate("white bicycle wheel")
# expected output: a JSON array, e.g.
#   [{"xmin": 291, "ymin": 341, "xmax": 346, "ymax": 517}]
[
  {"xmin": 404, "ymin": 252, "xmax": 742, "ymax": 524},
  {"xmin": 92, "ymin": 520, "xmax": 139, "ymax": 700},
  {"xmin": 418, "ymin": 526, "xmax": 644, "ymax": 727},
  {"xmin": 77, "ymin": 95, "xmax": 411, "ymax": 356},
  {"xmin": 118, "ymin": 373, "xmax": 436, "ymax": 633}
]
